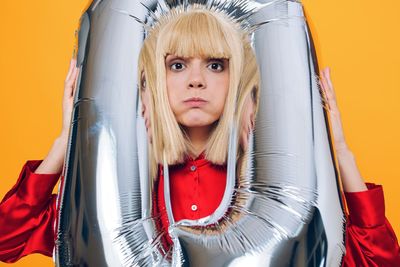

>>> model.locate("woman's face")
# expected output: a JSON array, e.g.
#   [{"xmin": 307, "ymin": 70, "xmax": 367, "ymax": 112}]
[{"xmin": 165, "ymin": 54, "xmax": 230, "ymax": 128}]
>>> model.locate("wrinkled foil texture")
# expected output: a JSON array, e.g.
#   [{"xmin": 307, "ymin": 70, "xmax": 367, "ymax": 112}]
[{"xmin": 55, "ymin": 0, "xmax": 345, "ymax": 266}]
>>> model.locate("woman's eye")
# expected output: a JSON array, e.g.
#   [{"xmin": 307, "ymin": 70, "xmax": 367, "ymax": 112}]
[
  {"xmin": 170, "ymin": 62, "xmax": 185, "ymax": 71},
  {"xmin": 208, "ymin": 62, "xmax": 224, "ymax": 71}
]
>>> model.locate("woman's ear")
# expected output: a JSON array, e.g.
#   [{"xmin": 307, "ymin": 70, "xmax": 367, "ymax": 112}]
[
  {"xmin": 239, "ymin": 91, "xmax": 256, "ymax": 151},
  {"xmin": 140, "ymin": 73, "xmax": 147, "ymax": 116},
  {"xmin": 141, "ymin": 77, "xmax": 147, "ymax": 91},
  {"xmin": 140, "ymin": 73, "xmax": 152, "ymax": 143}
]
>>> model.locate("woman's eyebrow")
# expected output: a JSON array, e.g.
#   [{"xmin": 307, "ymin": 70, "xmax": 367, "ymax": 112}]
[
  {"xmin": 165, "ymin": 54, "xmax": 186, "ymax": 61},
  {"xmin": 207, "ymin": 57, "xmax": 225, "ymax": 62}
]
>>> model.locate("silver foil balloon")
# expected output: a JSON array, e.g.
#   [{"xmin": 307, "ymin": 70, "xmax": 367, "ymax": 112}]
[
  {"xmin": 55, "ymin": 0, "xmax": 167, "ymax": 266},
  {"xmin": 55, "ymin": 0, "xmax": 346, "ymax": 266}
]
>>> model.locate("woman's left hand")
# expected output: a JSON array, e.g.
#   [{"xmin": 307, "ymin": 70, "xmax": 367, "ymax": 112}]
[
  {"xmin": 319, "ymin": 67, "xmax": 348, "ymax": 153},
  {"xmin": 319, "ymin": 67, "xmax": 367, "ymax": 192}
]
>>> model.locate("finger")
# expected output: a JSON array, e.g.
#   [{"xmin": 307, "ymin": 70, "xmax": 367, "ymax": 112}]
[
  {"xmin": 66, "ymin": 65, "xmax": 79, "ymax": 88},
  {"xmin": 319, "ymin": 77, "xmax": 331, "ymax": 110},
  {"xmin": 65, "ymin": 69, "xmax": 79, "ymax": 100},
  {"xmin": 322, "ymin": 68, "xmax": 336, "ymax": 102},
  {"xmin": 319, "ymin": 81, "xmax": 329, "ymax": 110},
  {"xmin": 66, "ymin": 59, "xmax": 75, "ymax": 77},
  {"xmin": 72, "ymin": 66, "xmax": 80, "ymax": 86},
  {"xmin": 322, "ymin": 76, "xmax": 341, "ymax": 113},
  {"xmin": 72, "ymin": 64, "xmax": 79, "ymax": 82},
  {"xmin": 318, "ymin": 78, "xmax": 326, "ymax": 96},
  {"xmin": 322, "ymin": 69, "xmax": 339, "ymax": 104},
  {"xmin": 320, "ymin": 76, "xmax": 329, "ymax": 96},
  {"xmin": 72, "ymin": 68, "xmax": 80, "ymax": 98},
  {"xmin": 321, "ymin": 75, "xmax": 333, "ymax": 98},
  {"xmin": 64, "ymin": 80, "xmax": 74, "ymax": 98},
  {"xmin": 65, "ymin": 67, "xmax": 78, "ymax": 88},
  {"xmin": 65, "ymin": 58, "xmax": 77, "ymax": 82},
  {"xmin": 324, "ymin": 67, "xmax": 334, "ymax": 91}
]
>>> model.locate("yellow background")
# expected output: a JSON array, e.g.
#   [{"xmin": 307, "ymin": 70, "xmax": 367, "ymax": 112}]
[{"xmin": 0, "ymin": 0, "xmax": 398, "ymax": 266}]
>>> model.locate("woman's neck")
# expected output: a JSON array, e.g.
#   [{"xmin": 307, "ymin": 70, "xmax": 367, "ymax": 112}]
[{"xmin": 184, "ymin": 125, "xmax": 212, "ymax": 158}]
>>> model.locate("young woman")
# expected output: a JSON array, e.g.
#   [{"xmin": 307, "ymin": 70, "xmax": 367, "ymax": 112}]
[{"xmin": 0, "ymin": 7, "xmax": 399, "ymax": 266}]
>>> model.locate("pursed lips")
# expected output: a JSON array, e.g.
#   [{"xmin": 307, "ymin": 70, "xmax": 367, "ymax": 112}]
[
  {"xmin": 183, "ymin": 97, "xmax": 208, "ymax": 107},
  {"xmin": 184, "ymin": 97, "xmax": 207, "ymax": 102}
]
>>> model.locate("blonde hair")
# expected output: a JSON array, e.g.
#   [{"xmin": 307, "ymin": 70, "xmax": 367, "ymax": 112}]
[
  {"xmin": 236, "ymin": 42, "xmax": 260, "ymax": 181},
  {"xmin": 138, "ymin": 7, "xmax": 260, "ymax": 180},
  {"xmin": 138, "ymin": 34, "xmax": 159, "ymax": 180}
]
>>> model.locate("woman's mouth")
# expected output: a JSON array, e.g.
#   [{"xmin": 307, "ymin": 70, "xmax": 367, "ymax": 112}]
[{"xmin": 184, "ymin": 97, "xmax": 207, "ymax": 107}]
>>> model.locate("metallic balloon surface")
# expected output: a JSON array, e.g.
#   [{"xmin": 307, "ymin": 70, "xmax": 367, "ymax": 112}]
[{"xmin": 55, "ymin": 0, "xmax": 346, "ymax": 266}]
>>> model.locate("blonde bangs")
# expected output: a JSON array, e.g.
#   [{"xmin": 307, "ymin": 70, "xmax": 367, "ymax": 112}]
[{"xmin": 160, "ymin": 10, "xmax": 232, "ymax": 59}]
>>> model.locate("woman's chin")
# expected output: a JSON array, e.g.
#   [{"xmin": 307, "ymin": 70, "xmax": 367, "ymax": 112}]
[
  {"xmin": 180, "ymin": 117, "xmax": 216, "ymax": 128},
  {"xmin": 182, "ymin": 121, "xmax": 210, "ymax": 128}
]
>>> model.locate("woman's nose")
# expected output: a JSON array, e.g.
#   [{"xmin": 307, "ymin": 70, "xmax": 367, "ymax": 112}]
[
  {"xmin": 189, "ymin": 79, "xmax": 205, "ymax": 89},
  {"xmin": 188, "ymin": 66, "xmax": 206, "ymax": 89}
]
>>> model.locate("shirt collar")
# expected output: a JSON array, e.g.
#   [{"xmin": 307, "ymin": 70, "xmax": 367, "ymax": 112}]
[{"xmin": 185, "ymin": 150, "xmax": 208, "ymax": 167}]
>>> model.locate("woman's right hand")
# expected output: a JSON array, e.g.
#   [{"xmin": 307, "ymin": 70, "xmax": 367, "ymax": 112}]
[
  {"xmin": 34, "ymin": 58, "xmax": 80, "ymax": 174},
  {"xmin": 61, "ymin": 58, "xmax": 80, "ymax": 138}
]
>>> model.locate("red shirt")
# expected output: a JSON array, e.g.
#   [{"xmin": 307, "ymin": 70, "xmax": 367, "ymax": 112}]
[
  {"xmin": 1, "ymin": 157, "xmax": 400, "ymax": 266},
  {"xmin": 154, "ymin": 151, "xmax": 227, "ymax": 248}
]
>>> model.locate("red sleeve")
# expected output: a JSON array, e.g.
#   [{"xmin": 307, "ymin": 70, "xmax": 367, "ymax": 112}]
[
  {"xmin": 342, "ymin": 183, "xmax": 400, "ymax": 267},
  {"xmin": 0, "ymin": 160, "xmax": 60, "ymax": 263}
]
